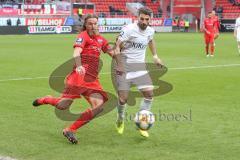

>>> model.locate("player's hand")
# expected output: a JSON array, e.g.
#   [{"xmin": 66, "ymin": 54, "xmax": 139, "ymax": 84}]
[
  {"xmin": 75, "ymin": 66, "xmax": 86, "ymax": 75},
  {"xmin": 153, "ymin": 55, "xmax": 164, "ymax": 67}
]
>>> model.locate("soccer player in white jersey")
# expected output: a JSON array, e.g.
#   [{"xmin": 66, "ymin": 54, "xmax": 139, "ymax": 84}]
[
  {"xmin": 114, "ymin": 7, "xmax": 164, "ymax": 137},
  {"xmin": 234, "ymin": 14, "xmax": 240, "ymax": 55}
]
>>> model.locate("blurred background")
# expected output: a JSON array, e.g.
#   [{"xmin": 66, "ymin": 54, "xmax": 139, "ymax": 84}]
[{"xmin": 0, "ymin": 0, "xmax": 239, "ymax": 34}]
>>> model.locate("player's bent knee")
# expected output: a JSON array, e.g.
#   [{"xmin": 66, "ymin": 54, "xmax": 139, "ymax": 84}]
[
  {"xmin": 92, "ymin": 100, "xmax": 104, "ymax": 109},
  {"xmin": 56, "ymin": 98, "xmax": 73, "ymax": 110},
  {"xmin": 91, "ymin": 102, "xmax": 104, "ymax": 116},
  {"xmin": 118, "ymin": 97, "xmax": 127, "ymax": 105},
  {"xmin": 141, "ymin": 89, "xmax": 154, "ymax": 99},
  {"xmin": 146, "ymin": 95, "xmax": 153, "ymax": 99},
  {"xmin": 143, "ymin": 95, "xmax": 153, "ymax": 100}
]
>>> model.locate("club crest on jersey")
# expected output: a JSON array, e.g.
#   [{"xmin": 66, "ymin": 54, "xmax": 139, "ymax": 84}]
[
  {"xmin": 76, "ymin": 38, "xmax": 83, "ymax": 44},
  {"xmin": 97, "ymin": 39, "xmax": 103, "ymax": 43},
  {"xmin": 119, "ymin": 31, "xmax": 124, "ymax": 37}
]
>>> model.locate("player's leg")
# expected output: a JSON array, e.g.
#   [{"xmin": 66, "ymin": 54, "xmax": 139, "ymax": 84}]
[
  {"xmin": 205, "ymin": 34, "xmax": 210, "ymax": 57},
  {"xmin": 205, "ymin": 44, "xmax": 210, "ymax": 57},
  {"xmin": 210, "ymin": 43, "xmax": 214, "ymax": 56},
  {"xmin": 33, "ymin": 95, "xmax": 61, "ymax": 107},
  {"xmin": 135, "ymin": 73, "xmax": 154, "ymax": 138},
  {"xmin": 214, "ymin": 32, "xmax": 219, "ymax": 40},
  {"xmin": 114, "ymin": 71, "xmax": 131, "ymax": 134},
  {"xmin": 63, "ymin": 92, "xmax": 106, "ymax": 144},
  {"xmin": 139, "ymin": 87, "xmax": 154, "ymax": 111},
  {"xmin": 214, "ymin": 32, "xmax": 218, "ymax": 46},
  {"xmin": 214, "ymin": 28, "xmax": 219, "ymax": 40},
  {"xmin": 137, "ymin": 87, "xmax": 154, "ymax": 138},
  {"xmin": 210, "ymin": 34, "xmax": 215, "ymax": 56},
  {"xmin": 117, "ymin": 90, "xmax": 129, "ymax": 121},
  {"xmin": 32, "ymin": 85, "xmax": 79, "ymax": 110},
  {"xmin": 34, "ymin": 95, "xmax": 77, "ymax": 143},
  {"xmin": 68, "ymin": 92, "xmax": 105, "ymax": 131},
  {"xmin": 32, "ymin": 96, "xmax": 73, "ymax": 110},
  {"xmin": 56, "ymin": 98, "xmax": 74, "ymax": 110},
  {"xmin": 116, "ymin": 90, "xmax": 129, "ymax": 134},
  {"xmin": 135, "ymin": 73, "xmax": 154, "ymax": 112}
]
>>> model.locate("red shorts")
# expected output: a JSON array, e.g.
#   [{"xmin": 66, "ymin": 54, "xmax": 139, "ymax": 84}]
[
  {"xmin": 61, "ymin": 71, "xmax": 108, "ymax": 102},
  {"xmin": 204, "ymin": 33, "xmax": 214, "ymax": 44}
]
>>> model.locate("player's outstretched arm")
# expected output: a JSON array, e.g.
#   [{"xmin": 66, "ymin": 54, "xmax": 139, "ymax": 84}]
[
  {"xmin": 73, "ymin": 47, "xmax": 85, "ymax": 75},
  {"xmin": 148, "ymin": 39, "xmax": 164, "ymax": 66},
  {"xmin": 113, "ymin": 39, "xmax": 125, "ymax": 74}
]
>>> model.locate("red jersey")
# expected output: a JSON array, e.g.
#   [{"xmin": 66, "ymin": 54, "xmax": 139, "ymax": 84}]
[
  {"xmin": 212, "ymin": 15, "xmax": 220, "ymax": 30},
  {"xmin": 73, "ymin": 31, "xmax": 110, "ymax": 79},
  {"xmin": 204, "ymin": 18, "xmax": 215, "ymax": 34}
]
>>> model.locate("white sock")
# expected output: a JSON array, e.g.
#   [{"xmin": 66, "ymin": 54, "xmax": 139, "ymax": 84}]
[
  {"xmin": 140, "ymin": 98, "xmax": 153, "ymax": 111},
  {"xmin": 117, "ymin": 102, "xmax": 126, "ymax": 121}
]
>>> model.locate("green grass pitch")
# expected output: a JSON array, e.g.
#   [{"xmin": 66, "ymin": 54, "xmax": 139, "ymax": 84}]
[{"xmin": 0, "ymin": 33, "xmax": 239, "ymax": 160}]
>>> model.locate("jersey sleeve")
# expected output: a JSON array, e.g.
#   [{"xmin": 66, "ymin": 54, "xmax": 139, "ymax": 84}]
[
  {"xmin": 149, "ymin": 28, "xmax": 155, "ymax": 41},
  {"xmin": 101, "ymin": 38, "xmax": 111, "ymax": 53},
  {"xmin": 73, "ymin": 32, "xmax": 87, "ymax": 48},
  {"xmin": 235, "ymin": 19, "xmax": 240, "ymax": 28},
  {"xmin": 118, "ymin": 26, "xmax": 131, "ymax": 42}
]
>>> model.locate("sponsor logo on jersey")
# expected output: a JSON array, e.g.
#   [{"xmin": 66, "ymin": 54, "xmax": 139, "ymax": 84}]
[
  {"xmin": 76, "ymin": 38, "xmax": 83, "ymax": 44},
  {"xmin": 97, "ymin": 39, "xmax": 103, "ymax": 43},
  {"xmin": 130, "ymin": 42, "xmax": 147, "ymax": 49}
]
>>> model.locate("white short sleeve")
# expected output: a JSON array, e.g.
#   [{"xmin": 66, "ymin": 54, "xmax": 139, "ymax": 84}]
[
  {"xmin": 148, "ymin": 28, "xmax": 155, "ymax": 41},
  {"xmin": 149, "ymin": 30, "xmax": 154, "ymax": 41},
  {"xmin": 235, "ymin": 18, "xmax": 240, "ymax": 28},
  {"xmin": 118, "ymin": 26, "xmax": 131, "ymax": 42}
]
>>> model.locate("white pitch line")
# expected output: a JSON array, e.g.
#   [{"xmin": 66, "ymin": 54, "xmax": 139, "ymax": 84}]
[
  {"xmin": 0, "ymin": 76, "xmax": 49, "ymax": 82},
  {"xmin": 0, "ymin": 156, "xmax": 17, "ymax": 160},
  {"xmin": 169, "ymin": 63, "xmax": 240, "ymax": 70},
  {"xmin": 0, "ymin": 64, "xmax": 240, "ymax": 82}
]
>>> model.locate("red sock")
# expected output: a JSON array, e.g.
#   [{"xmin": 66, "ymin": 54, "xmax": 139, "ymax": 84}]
[
  {"xmin": 205, "ymin": 45, "xmax": 209, "ymax": 54},
  {"xmin": 39, "ymin": 96, "xmax": 61, "ymax": 106},
  {"xmin": 210, "ymin": 45, "xmax": 215, "ymax": 55},
  {"xmin": 69, "ymin": 109, "xmax": 94, "ymax": 131}
]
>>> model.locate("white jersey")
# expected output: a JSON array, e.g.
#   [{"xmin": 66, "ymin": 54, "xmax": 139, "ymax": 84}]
[
  {"xmin": 235, "ymin": 17, "xmax": 240, "ymax": 41},
  {"xmin": 118, "ymin": 23, "xmax": 155, "ymax": 79},
  {"xmin": 118, "ymin": 22, "xmax": 155, "ymax": 64}
]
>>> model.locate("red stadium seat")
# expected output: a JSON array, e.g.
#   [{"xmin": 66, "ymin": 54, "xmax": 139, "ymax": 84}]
[
  {"xmin": 88, "ymin": 0, "xmax": 162, "ymax": 18},
  {"xmin": 215, "ymin": 0, "xmax": 240, "ymax": 19}
]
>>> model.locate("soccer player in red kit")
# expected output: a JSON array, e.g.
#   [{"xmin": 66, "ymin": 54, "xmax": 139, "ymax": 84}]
[
  {"xmin": 203, "ymin": 12, "xmax": 215, "ymax": 57},
  {"xmin": 32, "ymin": 14, "xmax": 114, "ymax": 144},
  {"xmin": 212, "ymin": 10, "xmax": 220, "ymax": 41}
]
